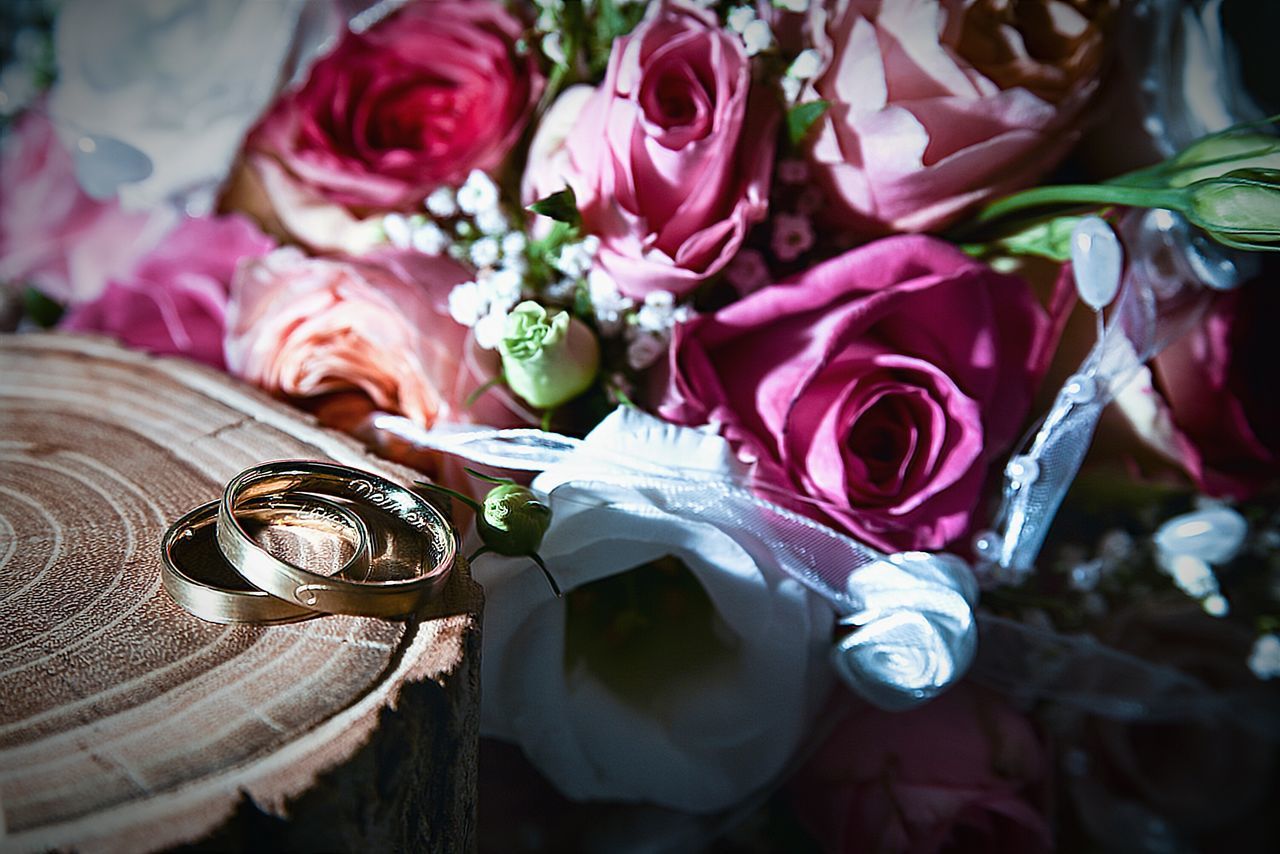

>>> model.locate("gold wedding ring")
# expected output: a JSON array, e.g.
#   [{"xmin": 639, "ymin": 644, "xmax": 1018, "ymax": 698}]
[
  {"xmin": 162, "ymin": 495, "xmax": 369, "ymax": 625},
  {"xmin": 218, "ymin": 461, "xmax": 456, "ymax": 617}
]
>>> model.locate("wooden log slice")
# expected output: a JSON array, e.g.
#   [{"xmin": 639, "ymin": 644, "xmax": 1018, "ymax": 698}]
[{"xmin": 0, "ymin": 333, "xmax": 481, "ymax": 853}]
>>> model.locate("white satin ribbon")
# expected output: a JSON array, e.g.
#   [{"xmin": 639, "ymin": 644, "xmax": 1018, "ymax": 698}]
[{"xmin": 377, "ymin": 408, "xmax": 979, "ymax": 710}]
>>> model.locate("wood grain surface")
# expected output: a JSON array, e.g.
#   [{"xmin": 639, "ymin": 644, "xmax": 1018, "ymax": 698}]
[{"xmin": 0, "ymin": 333, "xmax": 482, "ymax": 853}]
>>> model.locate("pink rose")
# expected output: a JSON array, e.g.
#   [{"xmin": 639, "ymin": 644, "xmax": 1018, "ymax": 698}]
[
  {"xmin": 803, "ymin": 0, "xmax": 1113, "ymax": 234},
  {"xmin": 60, "ymin": 215, "xmax": 274, "ymax": 369},
  {"xmin": 225, "ymin": 248, "xmax": 524, "ymax": 429},
  {"xmin": 0, "ymin": 110, "xmax": 166, "ymax": 304},
  {"xmin": 790, "ymin": 684, "xmax": 1051, "ymax": 854},
  {"xmin": 1116, "ymin": 276, "xmax": 1279, "ymax": 498},
  {"xmin": 247, "ymin": 0, "xmax": 540, "ymax": 213},
  {"xmin": 661, "ymin": 235, "xmax": 1054, "ymax": 552},
  {"xmin": 525, "ymin": 1, "xmax": 776, "ymax": 300}
]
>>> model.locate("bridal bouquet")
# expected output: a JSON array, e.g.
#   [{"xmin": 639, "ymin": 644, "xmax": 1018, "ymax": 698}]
[{"xmin": 3, "ymin": 0, "xmax": 1279, "ymax": 850}]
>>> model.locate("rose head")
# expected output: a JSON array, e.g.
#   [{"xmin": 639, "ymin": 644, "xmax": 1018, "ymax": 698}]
[
  {"xmin": 248, "ymin": 0, "xmax": 541, "ymax": 211},
  {"xmin": 60, "ymin": 214, "xmax": 274, "ymax": 369},
  {"xmin": 662, "ymin": 235, "xmax": 1055, "ymax": 552},
  {"xmin": 525, "ymin": 2, "xmax": 777, "ymax": 299},
  {"xmin": 790, "ymin": 683, "xmax": 1051, "ymax": 854},
  {"xmin": 1117, "ymin": 274, "xmax": 1280, "ymax": 498},
  {"xmin": 803, "ymin": 0, "xmax": 1114, "ymax": 234},
  {"xmin": 225, "ymin": 248, "xmax": 516, "ymax": 428},
  {"xmin": 498, "ymin": 301, "xmax": 600, "ymax": 410},
  {"xmin": 0, "ymin": 110, "xmax": 164, "ymax": 304}
]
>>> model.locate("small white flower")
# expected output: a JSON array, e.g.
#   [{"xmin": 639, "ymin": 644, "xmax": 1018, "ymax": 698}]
[
  {"xmin": 457, "ymin": 169, "xmax": 500, "ymax": 215},
  {"xmin": 635, "ymin": 290, "xmax": 677, "ymax": 333},
  {"xmin": 787, "ymin": 48, "xmax": 823, "ymax": 80},
  {"xmin": 383, "ymin": 213, "xmax": 413, "ymax": 249},
  {"xmin": 1248, "ymin": 634, "xmax": 1280, "ymax": 680},
  {"xmin": 772, "ymin": 212, "xmax": 814, "ymax": 261},
  {"xmin": 727, "ymin": 7, "xmax": 756, "ymax": 33},
  {"xmin": 588, "ymin": 269, "xmax": 634, "ymax": 336},
  {"xmin": 483, "ymin": 268, "xmax": 524, "ymax": 311},
  {"xmin": 580, "ymin": 234, "xmax": 601, "ymax": 257},
  {"xmin": 541, "ymin": 31, "xmax": 566, "ymax": 66},
  {"xmin": 448, "ymin": 281, "xmax": 487, "ymax": 327},
  {"xmin": 425, "ymin": 186, "xmax": 459, "ymax": 218},
  {"xmin": 781, "ymin": 75, "xmax": 802, "ymax": 104},
  {"xmin": 475, "ymin": 206, "xmax": 510, "ymax": 236},
  {"xmin": 502, "ymin": 231, "xmax": 528, "ymax": 259},
  {"xmin": 544, "ymin": 277, "xmax": 578, "ymax": 304},
  {"xmin": 474, "ymin": 309, "xmax": 509, "ymax": 350},
  {"xmin": 742, "ymin": 19, "xmax": 773, "ymax": 56},
  {"xmin": 1201, "ymin": 593, "xmax": 1229, "ymax": 617},
  {"xmin": 470, "ymin": 237, "xmax": 501, "ymax": 269},
  {"xmin": 554, "ymin": 240, "xmax": 596, "ymax": 278},
  {"xmin": 411, "ymin": 222, "xmax": 448, "ymax": 255}
]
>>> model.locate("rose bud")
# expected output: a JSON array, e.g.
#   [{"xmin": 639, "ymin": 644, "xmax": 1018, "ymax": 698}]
[
  {"xmin": 498, "ymin": 301, "xmax": 599, "ymax": 409},
  {"xmin": 477, "ymin": 484, "xmax": 552, "ymax": 558},
  {"xmin": 1167, "ymin": 133, "xmax": 1280, "ymax": 187}
]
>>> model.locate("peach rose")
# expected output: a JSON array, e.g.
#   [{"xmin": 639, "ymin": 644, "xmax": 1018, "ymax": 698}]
[
  {"xmin": 803, "ymin": 0, "xmax": 1114, "ymax": 234},
  {"xmin": 225, "ymin": 248, "xmax": 518, "ymax": 427}
]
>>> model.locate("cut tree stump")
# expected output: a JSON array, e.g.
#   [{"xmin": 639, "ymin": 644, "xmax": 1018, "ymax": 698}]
[{"xmin": 0, "ymin": 333, "xmax": 482, "ymax": 853}]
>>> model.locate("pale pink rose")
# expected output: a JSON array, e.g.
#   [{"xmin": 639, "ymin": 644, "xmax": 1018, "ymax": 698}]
[
  {"xmin": 1114, "ymin": 275, "xmax": 1279, "ymax": 499},
  {"xmin": 661, "ymin": 236, "xmax": 1056, "ymax": 552},
  {"xmin": 225, "ymin": 248, "xmax": 521, "ymax": 428},
  {"xmin": 246, "ymin": 0, "xmax": 541, "ymax": 215},
  {"xmin": 0, "ymin": 110, "xmax": 168, "ymax": 304},
  {"xmin": 803, "ymin": 0, "xmax": 1114, "ymax": 234},
  {"xmin": 525, "ymin": 1, "xmax": 777, "ymax": 299},
  {"xmin": 60, "ymin": 215, "xmax": 274, "ymax": 369},
  {"xmin": 790, "ymin": 683, "xmax": 1051, "ymax": 854}
]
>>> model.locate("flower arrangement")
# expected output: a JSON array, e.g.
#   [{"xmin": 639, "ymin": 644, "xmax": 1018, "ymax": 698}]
[{"xmin": 3, "ymin": 0, "xmax": 1279, "ymax": 850}]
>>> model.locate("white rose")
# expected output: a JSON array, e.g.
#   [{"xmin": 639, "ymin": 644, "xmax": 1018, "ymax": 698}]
[
  {"xmin": 475, "ymin": 409, "xmax": 832, "ymax": 812},
  {"xmin": 49, "ymin": 0, "xmax": 313, "ymax": 211}
]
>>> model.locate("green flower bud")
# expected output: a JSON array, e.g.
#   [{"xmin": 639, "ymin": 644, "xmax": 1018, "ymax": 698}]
[
  {"xmin": 1185, "ymin": 168, "xmax": 1280, "ymax": 251},
  {"xmin": 499, "ymin": 301, "xmax": 599, "ymax": 409},
  {"xmin": 1168, "ymin": 132, "xmax": 1280, "ymax": 187},
  {"xmin": 477, "ymin": 483, "xmax": 552, "ymax": 557}
]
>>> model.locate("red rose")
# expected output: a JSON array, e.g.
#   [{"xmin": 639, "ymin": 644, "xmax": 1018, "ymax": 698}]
[{"xmin": 247, "ymin": 0, "xmax": 541, "ymax": 212}]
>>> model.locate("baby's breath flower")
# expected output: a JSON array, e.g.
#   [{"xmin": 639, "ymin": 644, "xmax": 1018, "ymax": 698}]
[
  {"xmin": 741, "ymin": 19, "xmax": 773, "ymax": 56},
  {"xmin": 470, "ymin": 236, "xmax": 501, "ymax": 268},
  {"xmin": 425, "ymin": 186, "xmax": 459, "ymax": 218},
  {"xmin": 383, "ymin": 212, "xmax": 414, "ymax": 249},
  {"xmin": 787, "ymin": 48, "xmax": 823, "ymax": 80},
  {"xmin": 474, "ymin": 308, "xmax": 509, "ymax": 350},
  {"xmin": 1249, "ymin": 634, "xmax": 1280, "ymax": 680},
  {"xmin": 448, "ymin": 281, "xmax": 487, "ymax": 327},
  {"xmin": 412, "ymin": 222, "xmax": 448, "ymax": 255},
  {"xmin": 457, "ymin": 169, "xmax": 500, "ymax": 215},
  {"xmin": 727, "ymin": 7, "xmax": 756, "ymax": 33}
]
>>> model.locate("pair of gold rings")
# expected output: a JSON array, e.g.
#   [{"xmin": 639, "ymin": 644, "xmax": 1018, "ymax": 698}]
[{"xmin": 161, "ymin": 461, "xmax": 457, "ymax": 624}]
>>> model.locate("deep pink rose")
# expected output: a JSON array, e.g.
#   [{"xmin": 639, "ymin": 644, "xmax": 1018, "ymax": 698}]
[
  {"xmin": 225, "ymin": 248, "xmax": 526, "ymax": 429},
  {"xmin": 0, "ymin": 110, "xmax": 164, "ymax": 304},
  {"xmin": 60, "ymin": 215, "xmax": 274, "ymax": 369},
  {"xmin": 803, "ymin": 0, "xmax": 1113, "ymax": 234},
  {"xmin": 661, "ymin": 235, "xmax": 1054, "ymax": 552},
  {"xmin": 1116, "ymin": 276, "xmax": 1280, "ymax": 498},
  {"xmin": 790, "ymin": 684, "xmax": 1051, "ymax": 854},
  {"xmin": 248, "ymin": 0, "xmax": 541, "ymax": 212},
  {"xmin": 525, "ymin": 1, "xmax": 776, "ymax": 299}
]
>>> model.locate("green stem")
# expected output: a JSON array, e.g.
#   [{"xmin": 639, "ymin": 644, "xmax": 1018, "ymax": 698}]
[
  {"xmin": 974, "ymin": 184, "xmax": 1188, "ymax": 227},
  {"xmin": 413, "ymin": 481, "xmax": 482, "ymax": 513}
]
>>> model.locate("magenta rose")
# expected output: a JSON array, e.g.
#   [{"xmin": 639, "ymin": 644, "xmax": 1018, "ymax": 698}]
[
  {"xmin": 802, "ymin": 0, "xmax": 1113, "ymax": 234},
  {"xmin": 790, "ymin": 684, "xmax": 1051, "ymax": 854},
  {"xmin": 60, "ymin": 215, "xmax": 274, "ymax": 369},
  {"xmin": 247, "ymin": 0, "xmax": 541, "ymax": 212},
  {"xmin": 1115, "ymin": 275, "xmax": 1280, "ymax": 498},
  {"xmin": 524, "ymin": 1, "xmax": 776, "ymax": 300},
  {"xmin": 0, "ymin": 110, "xmax": 165, "ymax": 304},
  {"xmin": 661, "ymin": 235, "xmax": 1054, "ymax": 552}
]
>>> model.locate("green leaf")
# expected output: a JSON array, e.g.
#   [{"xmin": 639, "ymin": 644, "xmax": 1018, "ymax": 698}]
[
  {"xmin": 528, "ymin": 187, "xmax": 582, "ymax": 226},
  {"xmin": 787, "ymin": 100, "xmax": 830, "ymax": 147},
  {"xmin": 23, "ymin": 288, "xmax": 64, "ymax": 328}
]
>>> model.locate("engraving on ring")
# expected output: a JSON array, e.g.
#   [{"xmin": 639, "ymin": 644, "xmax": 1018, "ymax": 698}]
[{"xmin": 350, "ymin": 479, "xmax": 433, "ymax": 533}]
